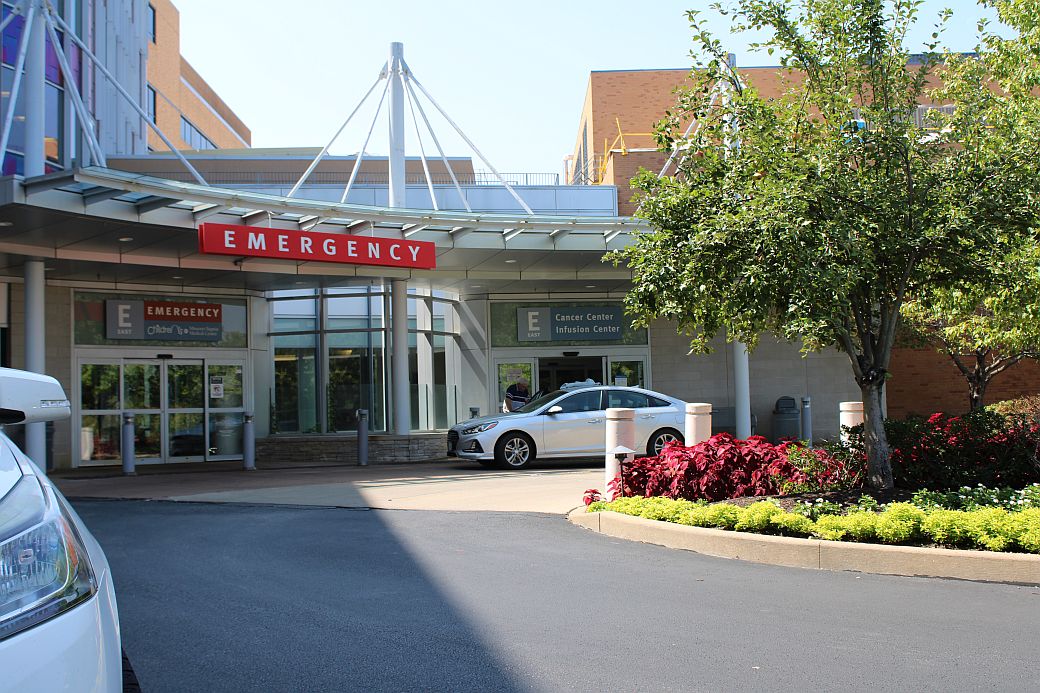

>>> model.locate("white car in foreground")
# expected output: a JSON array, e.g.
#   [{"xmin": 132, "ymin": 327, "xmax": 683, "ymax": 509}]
[
  {"xmin": 0, "ymin": 369, "xmax": 121, "ymax": 692},
  {"xmin": 448, "ymin": 386, "xmax": 686, "ymax": 469}
]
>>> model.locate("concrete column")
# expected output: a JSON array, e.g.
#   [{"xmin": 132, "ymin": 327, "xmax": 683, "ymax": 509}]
[
  {"xmin": 24, "ymin": 259, "xmax": 46, "ymax": 465},
  {"xmin": 733, "ymin": 340, "xmax": 751, "ymax": 439},
  {"xmin": 387, "ymin": 42, "xmax": 406, "ymax": 209},
  {"xmin": 24, "ymin": 0, "xmax": 47, "ymax": 177},
  {"xmin": 390, "ymin": 279, "xmax": 410, "ymax": 435},
  {"xmin": 684, "ymin": 402, "xmax": 712, "ymax": 445},
  {"xmin": 839, "ymin": 401, "xmax": 864, "ymax": 443},
  {"xmin": 605, "ymin": 407, "xmax": 635, "ymax": 498}
]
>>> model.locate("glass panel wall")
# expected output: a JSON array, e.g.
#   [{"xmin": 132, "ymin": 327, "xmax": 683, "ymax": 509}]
[{"xmin": 268, "ymin": 284, "xmax": 459, "ymax": 434}]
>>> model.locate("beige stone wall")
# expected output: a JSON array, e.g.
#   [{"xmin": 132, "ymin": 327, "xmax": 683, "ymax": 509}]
[{"xmin": 649, "ymin": 320, "xmax": 860, "ymax": 441}]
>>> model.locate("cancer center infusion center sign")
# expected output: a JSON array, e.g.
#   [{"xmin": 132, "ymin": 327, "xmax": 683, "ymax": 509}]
[
  {"xmin": 106, "ymin": 300, "xmax": 223, "ymax": 341},
  {"xmin": 198, "ymin": 222, "xmax": 437, "ymax": 270},
  {"xmin": 517, "ymin": 306, "xmax": 624, "ymax": 342}
]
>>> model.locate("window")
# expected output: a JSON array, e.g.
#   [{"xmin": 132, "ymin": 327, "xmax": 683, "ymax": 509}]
[
  {"xmin": 147, "ymin": 4, "xmax": 156, "ymax": 43},
  {"xmin": 556, "ymin": 390, "xmax": 602, "ymax": 414},
  {"xmin": 180, "ymin": 116, "xmax": 215, "ymax": 150},
  {"xmin": 605, "ymin": 390, "xmax": 649, "ymax": 409},
  {"xmin": 146, "ymin": 85, "xmax": 156, "ymax": 124},
  {"xmin": 648, "ymin": 395, "xmax": 671, "ymax": 408}
]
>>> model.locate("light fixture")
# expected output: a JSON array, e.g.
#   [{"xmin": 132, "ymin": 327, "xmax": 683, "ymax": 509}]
[
  {"xmin": 0, "ymin": 221, "xmax": 12, "ymax": 227},
  {"xmin": 171, "ymin": 275, "xmax": 183, "ymax": 280},
  {"xmin": 117, "ymin": 236, "xmax": 134, "ymax": 242},
  {"xmin": 585, "ymin": 285, "xmax": 597, "ymax": 289},
  {"xmin": 504, "ymin": 259, "xmax": 518, "ymax": 264}
]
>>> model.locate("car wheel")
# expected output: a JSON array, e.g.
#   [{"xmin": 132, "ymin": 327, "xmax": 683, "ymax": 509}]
[
  {"xmin": 494, "ymin": 432, "xmax": 536, "ymax": 469},
  {"xmin": 648, "ymin": 428, "xmax": 683, "ymax": 456}
]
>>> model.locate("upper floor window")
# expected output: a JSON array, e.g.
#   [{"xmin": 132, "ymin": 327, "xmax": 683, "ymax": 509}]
[
  {"xmin": 147, "ymin": 4, "xmax": 156, "ymax": 43},
  {"xmin": 146, "ymin": 85, "xmax": 156, "ymax": 124},
  {"xmin": 180, "ymin": 116, "xmax": 215, "ymax": 150}
]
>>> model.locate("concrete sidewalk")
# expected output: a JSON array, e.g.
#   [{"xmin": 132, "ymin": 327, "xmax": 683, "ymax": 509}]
[{"xmin": 53, "ymin": 461, "xmax": 601, "ymax": 514}]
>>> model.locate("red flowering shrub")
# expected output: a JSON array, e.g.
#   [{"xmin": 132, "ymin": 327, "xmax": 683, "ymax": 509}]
[
  {"xmin": 617, "ymin": 433, "xmax": 860, "ymax": 502},
  {"xmin": 883, "ymin": 411, "xmax": 1040, "ymax": 489}
]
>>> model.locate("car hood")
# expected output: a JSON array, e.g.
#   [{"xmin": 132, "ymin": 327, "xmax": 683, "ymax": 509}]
[{"xmin": 454, "ymin": 411, "xmax": 529, "ymax": 429}]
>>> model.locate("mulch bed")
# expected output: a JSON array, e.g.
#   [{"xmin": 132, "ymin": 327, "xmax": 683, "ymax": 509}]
[{"xmin": 720, "ymin": 487, "xmax": 917, "ymax": 512}]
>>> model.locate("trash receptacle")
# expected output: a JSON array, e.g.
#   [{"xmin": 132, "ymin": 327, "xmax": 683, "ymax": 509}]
[{"xmin": 772, "ymin": 396, "xmax": 801, "ymax": 442}]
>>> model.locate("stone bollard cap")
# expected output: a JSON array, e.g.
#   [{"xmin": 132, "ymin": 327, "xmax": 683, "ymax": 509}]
[
  {"xmin": 605, "ymin": 407, "xmax": 635, "ymax": 419},
  {"xmin": 839, "ymin": 401, "xmax": 864, "ymax": 412},
  {"xmin": 685, "ymin": 402, "xmax": 712, "ymax": 414}
]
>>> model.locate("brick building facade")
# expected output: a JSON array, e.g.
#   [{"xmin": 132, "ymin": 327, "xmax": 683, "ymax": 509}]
[{"xmin": 567, "ymin": 66, "xmax": 1040, "ymax": 417}]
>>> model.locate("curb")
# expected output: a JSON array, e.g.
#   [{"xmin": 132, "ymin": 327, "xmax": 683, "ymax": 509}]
[{"xmin": 568, "ymin": 509, "xmax": 1040, "ymax": 584}]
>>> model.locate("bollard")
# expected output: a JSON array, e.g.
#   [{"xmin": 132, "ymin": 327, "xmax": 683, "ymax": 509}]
[
  {"xmin": 121, "ymin": 413, "xmax": 135, "ymax": 476},
  {"xmin": 469, "ymin": 406, "xmax": 480, "ymax": 420},
  {"xmin": 684, "ymin": 403, "xmax": 712, "ymax": 446},
  {"xmin": 605, "ymin": 408, "xmax": 636, "ymax": 498},
  {"xmin": 242, "ymin": 413, "xmax": 255, "ymax": 471},
  {"xmin": 357, "ymin": 409, "xmax": 369, "ymax": 466},
  {"xmin": 801, "ymin": 397, "xmax": 813, "ymax": 447},
  {"xmin": 839, "ymin": 401, "xmax": 864, "ymax": 443}
]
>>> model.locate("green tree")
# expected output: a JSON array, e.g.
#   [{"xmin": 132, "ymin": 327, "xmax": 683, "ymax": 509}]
[
  {"xmin": 899, "ymin": 0, "xmax": 1040, "ymax": 412},
  {"xmin": 612, "ymin": 0, "xmax": 1039, "ymax": 488}
]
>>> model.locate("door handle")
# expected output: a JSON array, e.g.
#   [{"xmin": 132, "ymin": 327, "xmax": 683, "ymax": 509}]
[
  {"xmin": 587, "ymin": 419, "xmax": 603, "ymax": 424},
  {"xmin": 639, "ymin": 414, "xmax": 655, "ymax": 419}
]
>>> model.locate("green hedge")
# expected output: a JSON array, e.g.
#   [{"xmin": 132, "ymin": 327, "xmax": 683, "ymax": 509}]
[{"xmin": 586, "ymin": 498, "xmax": 1040, "ymax": 554}]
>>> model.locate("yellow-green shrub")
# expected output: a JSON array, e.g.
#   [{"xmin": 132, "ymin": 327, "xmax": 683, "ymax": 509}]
[
  {"xmin": 769, "ymin": 511, "xmax": 815, "ymax": 536},
  {"xmin": 735, "ymin": 502, "xmax": 784, "ymax": 531},
  {"xmin": 875, "ymin": 503, "xmax": 925, "ymax": 543},
  {"xmin": 921, "ymin": 509, "xmax": 975, "ymax": 547}
]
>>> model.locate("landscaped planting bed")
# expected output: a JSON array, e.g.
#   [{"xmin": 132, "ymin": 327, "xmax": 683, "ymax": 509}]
[
  {"xmin": 585, "ymin": 492, "xmax": 1040, "ymax": 553},
  {"xmin": 583, "ymin": 408, "xmax": 1040, "ymax": 554}
]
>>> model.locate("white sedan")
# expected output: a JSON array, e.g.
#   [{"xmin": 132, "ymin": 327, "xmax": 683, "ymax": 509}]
[
  {"xmin": 448, "ymin": 386, "xmax": 685, "ymax": 469},
  {"xmin": 0, "ymin": 369, "xmax": 121, "ymax": 692}
]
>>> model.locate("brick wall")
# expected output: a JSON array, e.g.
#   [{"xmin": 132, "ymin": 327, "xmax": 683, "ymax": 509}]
[{"xmin": 888, "ymin": 347, "xmax": 1040, "ymax": 417}]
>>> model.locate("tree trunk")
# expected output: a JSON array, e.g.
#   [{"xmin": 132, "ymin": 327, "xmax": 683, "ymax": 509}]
[
  {"xmin": 968, "ymin": 379, "xmax": 987, "ymax": 412},
  {"xmin": 861, "ymin": 381, "xmax": 894, "ymax": 489}
]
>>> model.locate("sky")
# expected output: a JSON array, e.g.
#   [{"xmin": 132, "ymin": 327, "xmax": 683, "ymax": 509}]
[{"xmin": 170, "ymin": 0, "xmax": 1004, "ymax": 177}]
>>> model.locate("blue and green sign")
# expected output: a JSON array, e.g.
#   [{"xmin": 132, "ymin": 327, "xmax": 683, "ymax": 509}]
[{"xmin": 517, "ymin": 306, "xmax": 624, "ymax": 342}]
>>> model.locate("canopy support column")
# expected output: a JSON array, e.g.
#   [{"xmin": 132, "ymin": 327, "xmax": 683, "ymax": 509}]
[
  {"xmin": 24, "ymin": 259, "xmax": 46, "ymax": 466},
  {"xmin": 391, "ymin": 279, "xmax": 410, "ymax": 435}
]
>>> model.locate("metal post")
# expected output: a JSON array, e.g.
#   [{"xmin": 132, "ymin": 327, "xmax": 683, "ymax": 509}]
[
  {"xmin": 242, "ymin": 413, "xmax": 255, "ymax": 470},
  {"xmin": 391, "ymin": 279, "xmax": 410, "ymax": 435},
  {"xmin": 388, "ymin": 42, "xmax": 406, "ymax": 209},
  {"xmin": 121, "ymin": 413, "xmax": 136, "ymax": 476},
  {"xmin": 839, "ymin": 401, "xmax": 865, "ymax": 444},
  {"xmin": 684, "ymin": 402, "xmax": 712, "ymax": 445},
  {"xmin": 23, "ymin": 259, "xmax": 45, "ymax": 465},
  {"xmin": 733, "ymin": 340, "xmax": 752, "ymax": 439},
  {"xmin": 357, "ymin": 409, "xmax": 369, "ymax": 466},
  {"xmin": 24, "ymin": 0, "xmax": 45, "ymax": 177},
  {"xmin": 605, "ymin": 408, "xmax": 635, "ymax": 499},
  {"xmin": 801, "ymin": 396, "xmax": 813, "ymax": 447}
]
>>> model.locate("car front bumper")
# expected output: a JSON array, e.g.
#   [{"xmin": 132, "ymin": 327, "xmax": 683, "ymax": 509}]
[
  {"xmin": 0, "ymin": 566, "xmax": 122, "ymax": 693},
  {"xmin": 448, "ymin": 430, "xmax": 495, "ymax": 460}
]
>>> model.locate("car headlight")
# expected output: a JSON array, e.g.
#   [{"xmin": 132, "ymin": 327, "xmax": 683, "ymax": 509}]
[
  {"xmin": 0, "ymin": 475, "xmax": 97, "ymax": 641},
  {"xmin": 462, "ymin": 421, "xmax": 498, "ymax": 435}
]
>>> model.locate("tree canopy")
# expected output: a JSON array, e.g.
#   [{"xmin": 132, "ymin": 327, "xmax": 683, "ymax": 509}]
[{"xmin": 612, "ymin": 0, "xmax": 1040, "ymax": 488}]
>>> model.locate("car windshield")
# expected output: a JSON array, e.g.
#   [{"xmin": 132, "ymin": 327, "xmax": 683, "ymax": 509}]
[{"xmin": 514, "ymin": 390, "xmax": 566, "ymax": 414}]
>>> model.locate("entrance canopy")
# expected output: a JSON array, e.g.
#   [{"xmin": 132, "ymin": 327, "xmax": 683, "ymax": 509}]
[{"xmin": 0, "ymin": 167, "xmax": 647, "ymax": 293}]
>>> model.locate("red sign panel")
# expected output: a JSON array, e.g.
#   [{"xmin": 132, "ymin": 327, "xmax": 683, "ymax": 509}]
[{"xmin": 198, "ymin": 222, "xmax": 437, "ymax": 270}]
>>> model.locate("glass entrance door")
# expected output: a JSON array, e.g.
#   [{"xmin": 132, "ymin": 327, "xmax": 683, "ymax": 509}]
[
  {"xmin": 79, "ymin": 357, "xmax": 247, "ymax": 465},
  {"xmin": 167, "ymin": 360, "xmax": 206, "ymax": 460}
]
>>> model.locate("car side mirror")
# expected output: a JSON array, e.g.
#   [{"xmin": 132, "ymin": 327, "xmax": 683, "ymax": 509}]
[
  {"xmin": 546, "ymin": 405, "xmax": 563, "ymax": 415},
  {"xmin": 0, "ymin": 367, "xmax": 70, "ymax": 424}
]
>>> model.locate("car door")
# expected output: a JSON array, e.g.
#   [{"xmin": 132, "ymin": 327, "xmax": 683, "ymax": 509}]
[
  {"xmin": 540, "ymin": 389, "xmax": 605, "ymax": 456},
  {"xmin": 604, "ymin": 389, "xmax": 656, "ymax": 445}
]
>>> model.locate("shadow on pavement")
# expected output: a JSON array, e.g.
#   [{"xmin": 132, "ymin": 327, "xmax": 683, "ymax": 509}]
[{"xmin": 74, "ymin": 500, "xmax": 524, "ymax": 693}]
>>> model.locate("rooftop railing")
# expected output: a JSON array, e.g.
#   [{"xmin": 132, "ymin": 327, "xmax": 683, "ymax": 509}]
[{"xmin": 140, "ymin": 170, "xmax": 562, "ymax": 187}]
